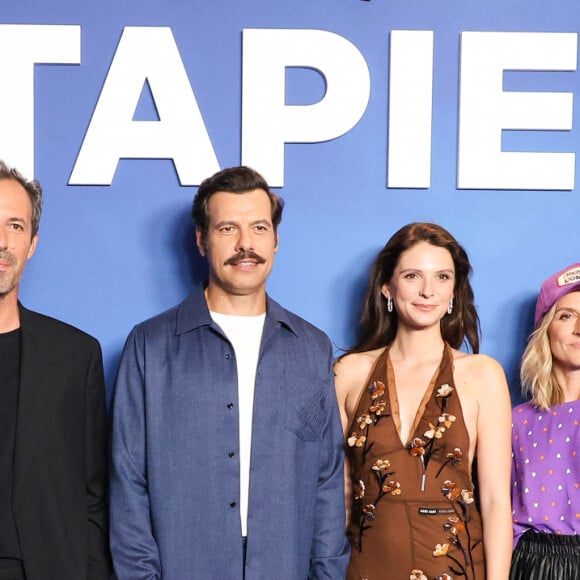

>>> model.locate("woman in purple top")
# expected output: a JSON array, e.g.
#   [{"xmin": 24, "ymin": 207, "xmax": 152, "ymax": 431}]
[{"xmin": 511, "ymin": 262, "xmax": 580, "ymax": 579}]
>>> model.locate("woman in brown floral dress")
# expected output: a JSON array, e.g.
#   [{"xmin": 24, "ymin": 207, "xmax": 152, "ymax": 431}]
[{"xmin": 335, "ymin": 223, "xmax": 512, "ymax": 580}]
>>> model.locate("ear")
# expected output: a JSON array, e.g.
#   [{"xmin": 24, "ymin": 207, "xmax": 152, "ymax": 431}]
[
  {"xmin": 195, "ymin": 229, "xmax": 206, "ymax": 257},
  {"xmin": 380, "ymin": 283, "xmax": 391, "ymax": 299},
  {"xmin": 274, "ymin": 232, "xmax": 279, "ymax": 252},
  {"xmin": 27, "ymin": 234, "xmax": 38, "ymax": 260}
]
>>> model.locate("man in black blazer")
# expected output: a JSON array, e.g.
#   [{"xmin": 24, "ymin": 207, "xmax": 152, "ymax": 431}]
[{"xmin": 0, "ymin": 160, "xmax": 112, "ymax": 579}]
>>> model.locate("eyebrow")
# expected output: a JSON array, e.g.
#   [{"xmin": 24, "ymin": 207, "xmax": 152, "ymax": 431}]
[
  {"xmin": 6, "ymin": 217, "xmax": 28, "ymax": 226},
  {"xmin": 399, "ymin": 268, "xmax": 455, "ymax": 274},
  {"xmin": 251, "ymin": 219, "xmax": 272, "ymax": 227},
  {"xmin": 213, "ymin": 219, "xmax": 272, "ymax": 228}
]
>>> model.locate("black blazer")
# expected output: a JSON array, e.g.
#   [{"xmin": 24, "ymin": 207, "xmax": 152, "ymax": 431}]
[{"xmin": 12, "ymin": 305, "xmax": 112, "ymax": 579}]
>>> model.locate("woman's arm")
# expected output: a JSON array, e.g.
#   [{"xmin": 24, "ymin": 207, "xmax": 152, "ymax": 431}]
[
  {"xmin": 334, "ymin": 355, "xmax": 359, "ymax": 525},
  {"xmin": 473, "ymin": 356, "xmax": 513, "ymax": 579}
]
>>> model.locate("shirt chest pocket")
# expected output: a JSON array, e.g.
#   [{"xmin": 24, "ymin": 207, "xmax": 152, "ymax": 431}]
[{"xmin": 284, "ymin": 375, "xmax": 329, "ymax": 442}]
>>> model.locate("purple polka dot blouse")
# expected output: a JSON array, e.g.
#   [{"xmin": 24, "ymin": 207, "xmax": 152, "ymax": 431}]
[{"xmin": 511, "ymin": 400, "xmax": 580, "ymax": 546}]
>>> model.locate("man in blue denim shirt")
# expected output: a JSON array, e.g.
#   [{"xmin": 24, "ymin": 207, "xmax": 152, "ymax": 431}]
[{"xmin": 110, "ymin": 166, "xmax": 349, "ymax": 579}]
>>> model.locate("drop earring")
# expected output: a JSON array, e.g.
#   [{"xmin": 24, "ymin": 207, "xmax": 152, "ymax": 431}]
[
  {"xmin": 447, "ymin": 298, "xmax": 454, "ymax": 315},
  {"xmin": 387, "ymin": 296, "xmax": 393, "ymax": 313}
]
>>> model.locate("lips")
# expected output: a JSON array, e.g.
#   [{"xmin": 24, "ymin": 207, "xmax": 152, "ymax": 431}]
[{"xmin": 413, "ymin": 304, "xmax": 437, "ymax": 311}]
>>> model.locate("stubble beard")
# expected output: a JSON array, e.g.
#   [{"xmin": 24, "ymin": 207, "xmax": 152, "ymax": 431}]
[{"xmin": 0, "ymin": 251, "xmax": 18, "ymax": 297}]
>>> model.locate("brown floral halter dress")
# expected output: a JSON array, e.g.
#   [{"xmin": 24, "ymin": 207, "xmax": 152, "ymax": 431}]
[{"xmin": 345, "ymin": 343, "xmax": 485, "ymax": 580}]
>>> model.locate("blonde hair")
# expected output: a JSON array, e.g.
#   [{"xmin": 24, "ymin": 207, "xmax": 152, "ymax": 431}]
[{"xmin": 520, "ymin": 302, "xmax": 563, "ymax": 410}]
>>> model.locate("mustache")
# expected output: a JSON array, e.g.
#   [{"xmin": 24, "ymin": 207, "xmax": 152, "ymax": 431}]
[
  {"xmin": 0, "ymin": 251, "xmax": 16, "ymax": 266},
  {"xmin": 223, "ymin": 251, "xmax": 266, "ymax": 266}
]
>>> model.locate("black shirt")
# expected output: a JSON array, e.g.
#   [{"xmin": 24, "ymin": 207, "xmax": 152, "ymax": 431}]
[{"xmin": 0, "ymin": 329, "xmax": 23, "ymax": 560}]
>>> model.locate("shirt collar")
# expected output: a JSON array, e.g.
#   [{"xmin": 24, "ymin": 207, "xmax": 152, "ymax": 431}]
[{"xmin": 175, "ymin": 285, "xmax": 298, "ymax": 337}]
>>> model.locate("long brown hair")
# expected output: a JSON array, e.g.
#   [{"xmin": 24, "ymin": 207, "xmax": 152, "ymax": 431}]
[{"xmin": 349, "ymin": 223, "xmax": 480, "ymax": 354}]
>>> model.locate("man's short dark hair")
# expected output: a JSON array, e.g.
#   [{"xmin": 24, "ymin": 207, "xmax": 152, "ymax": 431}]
[
  {"xmin": 192, "ymin": 166, "xmax": 284, "ymax": 244},
  {"xmin": 0, "ymin": 159, "xmax": 43, "ymax": 237}
]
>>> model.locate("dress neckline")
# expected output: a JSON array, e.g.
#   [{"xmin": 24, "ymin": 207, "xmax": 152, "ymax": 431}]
[{"xmin": 385, "ymin": 343, "xmax": 451, "ymax": 448}]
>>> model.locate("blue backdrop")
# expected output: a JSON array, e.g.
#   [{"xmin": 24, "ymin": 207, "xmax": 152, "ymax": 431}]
[{"xmin": 2, "ymin": 0, "xmax": 579, "ymax": 403}]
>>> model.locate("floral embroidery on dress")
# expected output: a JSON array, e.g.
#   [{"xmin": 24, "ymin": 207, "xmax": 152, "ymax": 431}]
[
  {"xmin": 347, "ymin": 380, "xmax": 390, "ymax": 462},
  {"xmin": 411, "ymin": 570, "xmax": 454, "ymax": 580},
  {"xmin": 353, "ymin": 456, "xmax": 402, "ymax": 551},
  {"xmin": 406, "ymin": 384, "xmax": 478, "ymax": 578},
  {"xmin": 428, "ymin": 479, "xmax": 481, "ymax": 579},
  {"xmin": 408, "ymin": 383, "xmax": 464, "ymax": 491},
  {"xmin": 348, "ymin": 380, "xmax": 401, "ymax": 551}
]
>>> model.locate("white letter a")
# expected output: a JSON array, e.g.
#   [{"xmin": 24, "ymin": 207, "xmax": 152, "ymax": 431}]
[{"xmin": 70, "ymin": 27, "xmax": 219, "ymax": 186}]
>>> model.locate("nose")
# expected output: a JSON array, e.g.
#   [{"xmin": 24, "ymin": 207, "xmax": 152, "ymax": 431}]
[
  {"xmin": 574, "ymin": 316, "xmax": 580, "ymax": 335},
  {"xmin": 419, "ymin": 279, "xmax": 434, "ymax": 298},
  {"xmin": 235, "ymin": 227, "xmax": 253, "ymax": 252}
]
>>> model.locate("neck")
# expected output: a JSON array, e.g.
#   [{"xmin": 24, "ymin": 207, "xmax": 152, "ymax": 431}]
[
  {"xmin": 389, "ymin": 324, "xmax": 445, "ymax": 362},
  {"xmin": 204, "ymin": 286, "xmax": 267, "ymax": 316},
  {"xmin": 553, "ymin": 365, "xmax": 580, "ymax": 402},
  {"xmin": 0, "ymin": 293, "xmax": 20, "ymax": 333}
]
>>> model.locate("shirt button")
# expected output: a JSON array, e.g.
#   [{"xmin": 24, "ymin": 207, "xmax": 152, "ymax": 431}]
[
  {"xmin": 228, "ymin": 451, "xmax": 235, "ymax": 458},
  {"xmin": 225, "ymin": 354, "xmax": 232, "ymax": 360},
  {"xmin": 227, "ymin": 402, "xmax": 234, "ymax": 409},
  {"xmin": 230, "ymin": 501, "xmax": 237, "ymax": 508}
]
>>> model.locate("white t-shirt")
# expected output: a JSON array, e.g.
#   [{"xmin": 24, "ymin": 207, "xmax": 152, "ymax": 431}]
[{"xmin": 210, "ymin": 311, "xmax": 265, "ymax": 537}]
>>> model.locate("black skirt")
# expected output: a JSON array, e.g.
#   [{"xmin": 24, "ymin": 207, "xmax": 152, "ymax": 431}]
[
  {"xmin": 0, "ymin": 559, "xmax": 25, "ymax": 580},
  {"xmin": 510, "ymin": 531, "xmax": 580, "ymax": 580}
]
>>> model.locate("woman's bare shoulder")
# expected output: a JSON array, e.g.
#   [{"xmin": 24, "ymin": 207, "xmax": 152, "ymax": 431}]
[
  {"xmin": 335, "ymin": 348, "xmax": 385, "ymax": 375},
  {"xmin": 452, "ymin": 350, "xmax": 508, "ymax": 390},
  {"xmin": 335, "ymin": 348, "xmax": 385, "ymax": 393}
]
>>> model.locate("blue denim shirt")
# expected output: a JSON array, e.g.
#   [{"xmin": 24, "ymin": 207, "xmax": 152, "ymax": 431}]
[{"xmin": 110, "ymin": 286, "xmax": 349, "ymax": 579}]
